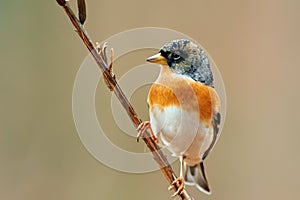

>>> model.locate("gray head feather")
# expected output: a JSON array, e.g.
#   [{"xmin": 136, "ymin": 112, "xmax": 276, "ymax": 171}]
[{"xmin": 160, "ymin": 39, "xmax": 214, "ymax": 87}]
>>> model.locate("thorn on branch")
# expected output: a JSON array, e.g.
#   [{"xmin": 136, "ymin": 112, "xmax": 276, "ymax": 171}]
[
  {"xmin": 109, "ymin": 48, "xmax": 114, "ymax": 72},
  {"xmin": 95, "ymin": 42, "xmax": 101, "ymax": 53},
  {"xmin": 100, "ymin": 42, "xmax": 108, "ymax": 64},
  {"xmin": 77, "ymin": 0, "xmax": 87, "ymax": 24},
  {"xmin": 97, "ymin": 42, "xmax": 116, "ymax": 91},
  {"xmin": 56, "ymin": 0, "xmax": 66, "ymax": 6}
]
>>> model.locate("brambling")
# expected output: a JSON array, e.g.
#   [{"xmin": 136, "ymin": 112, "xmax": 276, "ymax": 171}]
[{"xmin": 137, "ymin": 39, "xmax": 221, "ymax": 196}]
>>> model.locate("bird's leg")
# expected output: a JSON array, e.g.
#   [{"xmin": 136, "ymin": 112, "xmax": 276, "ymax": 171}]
[
  {"xmin": 136, "ymin": 121, "xmax": 157, "ymax": 142},
  {"xmin": 168, "ymin": 156, "xmax": 185, "ymax": 197}
]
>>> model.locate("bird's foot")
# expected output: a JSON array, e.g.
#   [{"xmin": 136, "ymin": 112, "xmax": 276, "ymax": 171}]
[
  {"xmin": 136, "ymin": 121, "xmax": 157, "ymax": 143},
  {"xmin": 168, "ymin": 176, "xmax": 185, "ymax": 197}
]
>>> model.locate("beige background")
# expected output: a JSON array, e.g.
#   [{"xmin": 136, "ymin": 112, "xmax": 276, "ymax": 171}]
[{"xmin": 1, "ymin": 0, "xmax": 300, "ymax": 199}]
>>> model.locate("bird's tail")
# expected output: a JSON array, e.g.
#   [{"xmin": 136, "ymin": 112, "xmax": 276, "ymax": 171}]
[{"xmin": 183, "ymin": 161, "xmax": 211, "ymax": 195}]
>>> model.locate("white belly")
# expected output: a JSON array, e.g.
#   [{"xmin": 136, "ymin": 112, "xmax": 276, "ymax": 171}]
[{"xmin": 150, "ymin": 105, "xmax": 213, "ymax": 165}]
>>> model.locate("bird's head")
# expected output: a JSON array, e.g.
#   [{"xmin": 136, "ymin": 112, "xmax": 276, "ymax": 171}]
[{"xmin": 147, "ymin": 39, "xmax": 214, "ymax": 87}]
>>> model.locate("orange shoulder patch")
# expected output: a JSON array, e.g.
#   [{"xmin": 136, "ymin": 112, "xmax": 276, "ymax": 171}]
[
  {"xmin": 148, "ymin": 83, "xmax": 179, "ymax": 111},
  {"xmin": 190, "ymin": 82, "xmax": 220, "ymax": 123}
]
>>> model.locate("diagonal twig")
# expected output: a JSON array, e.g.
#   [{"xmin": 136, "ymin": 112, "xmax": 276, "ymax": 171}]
[{"xmin": 56, "ymin": 0, "xmax": 192, "ymax": 199}]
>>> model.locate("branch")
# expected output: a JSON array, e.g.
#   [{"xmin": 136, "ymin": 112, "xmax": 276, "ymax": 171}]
[{"xmin": 56, "ymin": 1, "xmax": 192, "ymax": 199}]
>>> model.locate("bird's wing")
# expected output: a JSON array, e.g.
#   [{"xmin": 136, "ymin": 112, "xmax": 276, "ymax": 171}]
[
  {"xmin": 199, "ymin": 84, "xmax": 221, "ymax": 160},
  {"xmin": 202, "ymin": 111, "xmax": 221, "ymax": 160}
]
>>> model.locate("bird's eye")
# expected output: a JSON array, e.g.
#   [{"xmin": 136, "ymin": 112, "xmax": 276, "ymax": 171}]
[{"xmin": 172, "ymin": 53, "xmax": 181, "ymax": 60}]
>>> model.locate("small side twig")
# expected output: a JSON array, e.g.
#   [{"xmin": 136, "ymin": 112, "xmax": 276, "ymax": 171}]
[{"xmin": 56, "ymin": 1, "xmax": 192, "ymax": 199}]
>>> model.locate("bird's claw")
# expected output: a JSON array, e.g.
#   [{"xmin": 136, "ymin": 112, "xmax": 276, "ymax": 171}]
[
  {"xmin": 168, "ymin": 177, "xmax": 185, "ymax": 197},
  {"xmin": 136, "ymin": 121, "xmax": 157, "ymax": 142}
]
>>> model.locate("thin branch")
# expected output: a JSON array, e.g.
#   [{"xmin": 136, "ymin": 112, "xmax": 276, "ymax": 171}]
[{"xmin": 56, "ymin": 1, "xmax": 192, "ymax": 199}]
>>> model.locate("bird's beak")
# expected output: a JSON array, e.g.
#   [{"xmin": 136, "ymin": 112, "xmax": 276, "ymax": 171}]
[{"xmin": 146, "ymin": 53, "xmax": 167, "ymax": 65}]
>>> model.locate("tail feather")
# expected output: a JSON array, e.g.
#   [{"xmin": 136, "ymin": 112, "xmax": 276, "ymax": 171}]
[{"xmin": 183, "ymin": 161, "xmax": 211, "ymax": 195}]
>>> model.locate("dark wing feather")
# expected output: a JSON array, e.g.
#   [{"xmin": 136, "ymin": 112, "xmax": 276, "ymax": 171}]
[{"xmin": 202, "ymin": 112, "xmax": 221, "ymax": 160}]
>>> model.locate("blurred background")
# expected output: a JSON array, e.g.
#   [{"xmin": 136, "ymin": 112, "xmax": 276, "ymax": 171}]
[{"xmin": 1, "ymin": 0, "xmax": 300, "ymax": 199}]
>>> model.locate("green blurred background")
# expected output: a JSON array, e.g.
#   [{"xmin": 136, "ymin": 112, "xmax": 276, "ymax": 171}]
[{"xmin": 1, "ymin": 0, "xmax": 300, "ymax": 199}]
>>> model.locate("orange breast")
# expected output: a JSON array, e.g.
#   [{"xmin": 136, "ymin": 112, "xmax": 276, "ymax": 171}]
[
  {"xmin": 147, "ymin": 83, "xmax": 179, "ymax": 110},
  {"xmin": 148, "ymin": 76, "xmax": 219, "ymax": 124}
]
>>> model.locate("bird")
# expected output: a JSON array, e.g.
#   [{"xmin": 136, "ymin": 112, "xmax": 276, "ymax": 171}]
[{"xmin": 137, "ymin": 39, "xmax": 221, "ymax": 196}]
